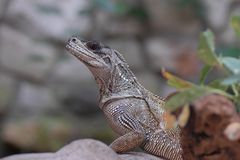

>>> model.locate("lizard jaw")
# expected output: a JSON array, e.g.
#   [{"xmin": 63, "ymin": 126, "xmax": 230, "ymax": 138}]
[
  {"xmin": 65, "ymin": 38, "xmax": 106, "ymax": 67},
  {"xmin": 66, "ymin": 40, "xmax": 97, "ymax": 60}
]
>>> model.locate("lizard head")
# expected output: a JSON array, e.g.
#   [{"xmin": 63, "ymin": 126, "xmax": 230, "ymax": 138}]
[
  {"xmin": 66, "ymin": 36, "xmax": 126, "ymax": 69},
  {"xmin": 66, "ymin": 36, "xmax": 138, "ymax": 102},
  {"xmin": 65, "ymin": 36, "xmax": 129, "ymax": 91}
]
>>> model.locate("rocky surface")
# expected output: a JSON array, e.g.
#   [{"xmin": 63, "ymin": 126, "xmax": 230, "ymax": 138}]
[
  {"xmin": 142, "ymin": 0, "xmax": 201, "ymax": 35},
  {"xmin": 1, "ymin": 114, "xmax": 114, "ymax": 152},
  {"xmin": 5, "ymin": 0, "xmax": 92, "ymax": 41},
  {"xmin": 106, "ymin": 39, "xmax": 143, "ymax": 69},
  {"xmin": 0, "ymin": 73, "xmax": 16, "ymax": 115},
  {"xmin": 202, "ymin": 0, "xmax": 233, "ymax": 31},
  {"xmin": 2, "ymin": 139, "xmax": 163, "ymax": 160},
  {"xmin": 0, "ymin": 25, "xmax": 57, "ymax": 81}
]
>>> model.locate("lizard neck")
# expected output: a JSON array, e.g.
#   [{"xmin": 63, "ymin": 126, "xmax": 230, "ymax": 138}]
[
  {"xmin": 110, "ymin": 63, "xmax": 142, "ymax": 92},
  {"xmin": 91, "ymin": 63, "xmax": 144, "ymax": 108}
]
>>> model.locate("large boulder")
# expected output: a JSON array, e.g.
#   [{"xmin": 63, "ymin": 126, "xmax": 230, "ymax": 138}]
[{"xmin": 2, "ymin": 139, "xmax": 164, "ymax": 160}]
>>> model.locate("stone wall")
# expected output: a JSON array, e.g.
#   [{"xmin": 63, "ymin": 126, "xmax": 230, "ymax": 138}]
[{"xmin": 0, "ymin": 0, "xmax": 239, "ymax": 157}]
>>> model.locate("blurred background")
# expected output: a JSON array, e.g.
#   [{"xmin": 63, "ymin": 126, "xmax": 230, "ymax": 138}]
[{"xmin": 0, "ymin": 0, "xmax": 240, "ymax": 157}]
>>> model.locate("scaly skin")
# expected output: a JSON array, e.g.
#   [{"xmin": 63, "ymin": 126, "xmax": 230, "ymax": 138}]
[{"xmin": 65, "ymin": 36, "xmax": 182, "ymax": 160}]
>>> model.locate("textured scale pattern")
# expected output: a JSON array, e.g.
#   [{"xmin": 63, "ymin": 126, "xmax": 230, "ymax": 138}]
[{"xmin": 143, "ymin": 130, "xmax": 182, "ymax": 160}]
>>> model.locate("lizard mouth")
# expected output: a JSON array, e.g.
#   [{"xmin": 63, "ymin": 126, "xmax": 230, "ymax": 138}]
[
  {"xmin": 66, "ymin": 40, "xmax": 98, "ymax": 60},
  {"xmin": 65, "ymin": 37, "xmax": 106, "ymax": 67}
]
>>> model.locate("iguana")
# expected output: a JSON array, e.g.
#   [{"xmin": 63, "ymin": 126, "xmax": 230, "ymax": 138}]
[{"xmin": 65, "ymin": 36, "xmax": 183, "ymax": 160}]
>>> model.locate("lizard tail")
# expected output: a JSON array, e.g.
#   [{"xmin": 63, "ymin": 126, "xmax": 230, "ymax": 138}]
[{"xmin": 141, "ymin": 130, "xmax": 183, "ymax": 160}]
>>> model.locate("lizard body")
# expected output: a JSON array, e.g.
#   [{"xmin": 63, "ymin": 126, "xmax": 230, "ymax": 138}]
[{"xmin": 65, "ymin": 37, "xmax": 182, "ymax": 160}]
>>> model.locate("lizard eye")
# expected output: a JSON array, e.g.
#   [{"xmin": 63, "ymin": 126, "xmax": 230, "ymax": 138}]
[
  {"xmin": 71, "ymin": 38, "xmax": 77, "ymax": 42},
  {"xmin": 86, "ymin": 41, "xmax": 101, "ymax": 51},
  {"xmin": 103, "ymin": 57, "xmax": 111, "ymax": 64}
]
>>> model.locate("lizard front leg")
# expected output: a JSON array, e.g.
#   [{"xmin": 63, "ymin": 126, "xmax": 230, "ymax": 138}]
[
  {"xmin": 110, "ymin": 130, "xmax": 144, "ymax": 153},
  {"xmin": 103, "ymin": 104, "xmax": 145, "ymax": 153}
]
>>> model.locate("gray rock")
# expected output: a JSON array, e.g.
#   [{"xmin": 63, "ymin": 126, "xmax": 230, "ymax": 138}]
[
  {"xmin": 1, "ymin": 110, "xmax": 114, "ymax": 151},
  {"xmin": 161, "ymin": 85, "xmax": 177, "ymax": 98},
  {"xmin": 135, "ymin": 71, "xmax": 163, "ymax": 96},
  {"xmin": 0, "ymin": 0, "xmax": 9, "ymax": 18},
  {"xmin": 106, "ymin": 39, "xmax": 143, "ymax": 69},
  {"xmin": 145, "ymin": 37, "xmax": 198, "ymax": 72},
  {"xmin": 52, "ymin": 53, "xmax": 93, "ymax": 83},
  {"xmin": 1, "ymin": 116, "xmax": 77, "ymax": 151},
  {"xmin": 94, "ymin": 10, "xmax": 143, "ymax": 37},
  {"xmin": 0, "ymin": 25, "xmax": 57, "ymax": 81},
  {"xmin": 2, "ymin": 139, "xmax": 121, "ymax": 160},
  {"xmin": 144, "ymin": 38, "xmax": 176, "ymax": 71},
  {"xmin": 56, "ymin": 139, "xmax": 121, "ymax": 160},
  {"xmin": 13, "ymin": 82, "xmax": 59, "ymax": 115},
  {"xmin": 142, "ymin": 0, "xmax": 200, "ymax": 35},
  {"xmin": 0, "ymin": 73, "xmax": 16, "ymax": 114},
  {"xmin": 0, "ymin": 1, "xmax": 4, "ymax": 17},
  {"xmin": 136, "ymin": 71, "xmax": 178, "ymax": 101},
  {"xmin": 219, "ymin": 22, "xmax": 239, "ymax": 46},
  {"xmin": 53, "ymin": 81, "xmax": 99, "ymax": 115},
  {"xmin": 5, "ymin": 0, "xmax": 92, "ymax": 41},
  {"xmin": 201, "ymin": 0, "xmax": 233, "ymax": 31},
  {"xmin": 2, "ymin": 153, "xmax": 54, "ymax": 160},
  {"xmin": 219, "ymin": 8, "xmax": 240, "ymax": 46},
  {"xmin": 2, "ymin": 139, "xmax": 164, "ymax": 160},
  {"xmin": 50, "ymin": 53, "xmax": 99, "ymax": 114},
  {"xmin": 54, "ymin": 83, "xmax": 99, "ymax": 115},
  {"xmin": 52, "ymin": 79, "xmax": 100, "ymax": 115}
]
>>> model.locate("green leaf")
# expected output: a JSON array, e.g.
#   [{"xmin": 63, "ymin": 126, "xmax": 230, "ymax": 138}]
[
  {"xmin": 209, "ymin": 80, "xmax": 228, "ymax": 91},
  {"xmin": 217, "ymin": 47, "xmax": 240, "ymax": 58},
  {"xmin": 165, "ymin": 87, "xmax": 210, "ymax": 111},
  {"xmin": 198, "ymin": 30, "xmax": 220, "ymax": 66},
  {"xmin": 161, "ymin": 69, "xmax": 194, "ymax": 89},
  {"xmin": 222, "ymin": 74, "xmax": 240, "ymax": 85},
  {"xmin": 199, "ymin": 65, "xmax": 212, "ymax": 84},
  {"xmin": 231, "ymin": 15, "xmax": 240, "ymax": 38},
  {"xmin": 236, "ymin": 102, "xmax": 240, "ymax": 112},
  {"xmin": 231, "ymin": 84, "xmax": 239, "ymax": 97},
  {"xmin": 220, "ymin": 57, "xmax": 240, "ymax": 75},
  {"xmin": 165, "ymin": 86, "xmax": 233, "ymax": 111}
]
